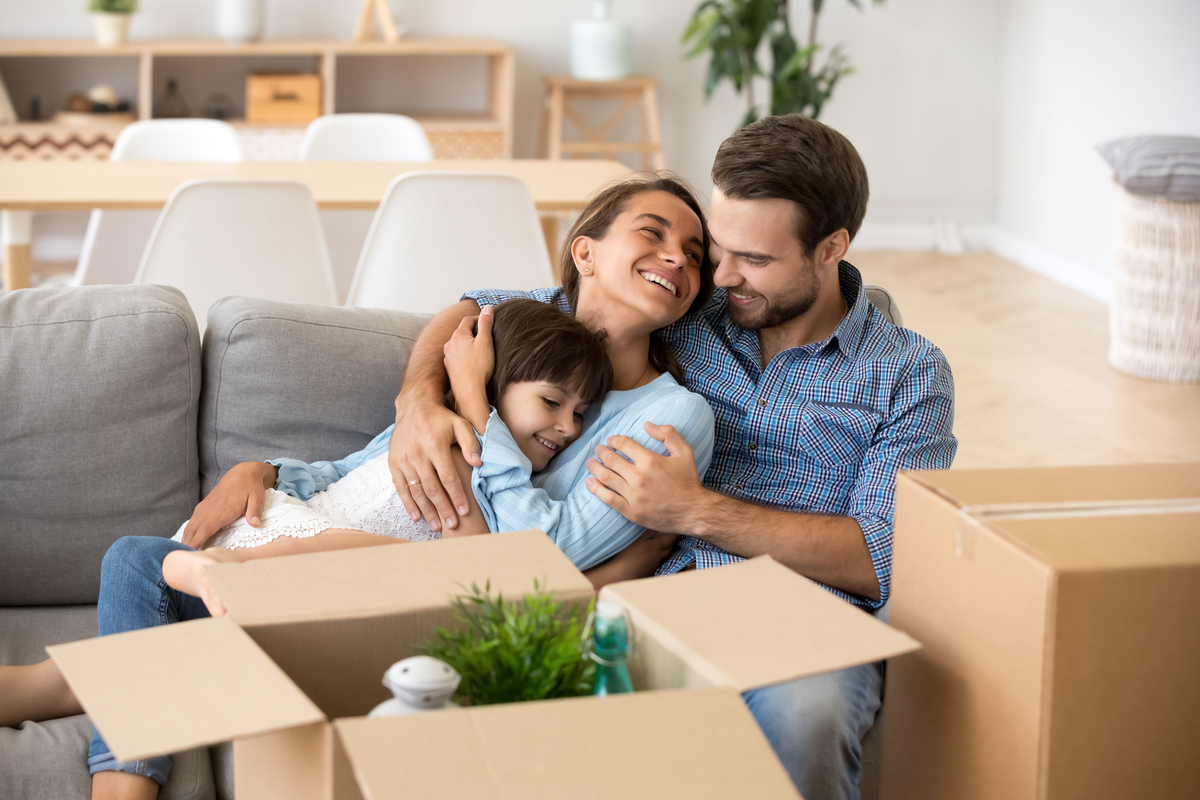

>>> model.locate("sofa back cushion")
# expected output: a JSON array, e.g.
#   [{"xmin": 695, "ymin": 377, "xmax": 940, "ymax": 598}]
[
  {"xmin": 0, "ymin": 285, "xmax": 201, "ymax": 605},
  {"xmin": 200, "ymin": 297, "xmax": 428, "ymax": 496}
]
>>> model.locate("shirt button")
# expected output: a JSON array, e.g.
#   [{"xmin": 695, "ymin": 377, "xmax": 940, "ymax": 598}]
[
  {"xmin": 748, "ymin": 443, "xmax": 758, "ymax": 452},
  {"xmin": 757, "ymin": 397, "xmax": 768, "ymax": 407},
  {"xmin": 735, "ymin": 483, "xmax": 745, "ymax": 491}
]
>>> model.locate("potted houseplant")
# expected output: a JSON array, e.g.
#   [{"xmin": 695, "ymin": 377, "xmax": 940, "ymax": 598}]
[
  {"xmin": 683, "ymin": 0, "xmax": 883, "ymax": 128},
  {"xmin": 421, "ymin": 581, "xmax": 596, "ymax": 706},
  {"xmin": 89, "ymin": 0, "xmax": 137, "ymax": 48}
]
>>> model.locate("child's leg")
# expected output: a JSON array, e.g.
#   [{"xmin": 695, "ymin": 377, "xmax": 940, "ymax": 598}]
[
  {"xmin": 162, "ymin": 528, "xmax": 407, "ymax": 616},
  {"xmin": 0, "ymin": 658, "xmax": 82, "ymax": 728}
]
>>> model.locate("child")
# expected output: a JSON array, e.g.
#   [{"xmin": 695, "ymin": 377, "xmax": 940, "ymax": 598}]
[{"xmin": 163, "ymin": 299, "xmax": 614, "ymax": 612}]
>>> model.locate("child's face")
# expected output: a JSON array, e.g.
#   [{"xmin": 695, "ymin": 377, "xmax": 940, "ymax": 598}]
[{"xmin": 495, "ymin": 381, "xmax": 590, "ymax": 471}]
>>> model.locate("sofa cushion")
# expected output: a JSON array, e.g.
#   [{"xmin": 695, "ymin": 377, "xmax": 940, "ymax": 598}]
[
  {"xmin": 200, "ymin": 297, "xmax": 429, "ymax": 495},
  {"xmin": 0, "ymin": 606, "xmax": 98, "ymax": 667},
  {"xmin": 0, "ymin": 285, "xmax": 201, "ymax": 605},
  {"xmin": 0, "ymin": 715, "xmax": 216, "ymax": 800}
]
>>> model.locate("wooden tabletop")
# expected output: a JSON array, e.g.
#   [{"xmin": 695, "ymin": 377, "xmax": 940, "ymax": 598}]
[{"xmin": 0, "ymin": 159, "xmax": 633, "ymax": 212}]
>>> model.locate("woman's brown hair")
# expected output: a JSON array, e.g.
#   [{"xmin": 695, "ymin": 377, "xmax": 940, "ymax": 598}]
[
  {"xmin": 557, "ymin": 172, "xmax": 715, "ymax": 384},
  {"xmin": 485, "ymin": 298, "xmax": 613, "ymax": 408}
]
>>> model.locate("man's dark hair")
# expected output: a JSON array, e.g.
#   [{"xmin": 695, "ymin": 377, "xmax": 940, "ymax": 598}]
[
  {"xmin": 486, "ymin": 298, "xmax": 613, "ymax": 407},
  {"xmin": 711, "ymin": 114, "xmax": 869, "ymax": 257}
]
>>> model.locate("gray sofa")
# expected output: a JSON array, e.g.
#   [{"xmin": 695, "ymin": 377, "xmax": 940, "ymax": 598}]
[
  {"xmin": 0, "ymin": 283, "xmax": 897, "ymax": 800},
  {"xmin": 1, "ymin": 285, "xmax": 427, "ymax": 799}
]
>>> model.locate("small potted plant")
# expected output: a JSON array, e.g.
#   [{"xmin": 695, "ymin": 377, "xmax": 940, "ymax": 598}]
[
  {"xmin": 89, "ymin": 0, "xmax": 137, "ymax": 48},
  {"xmin": 421, "ymin": 581, "xmax": 596, "ymax": 706}
]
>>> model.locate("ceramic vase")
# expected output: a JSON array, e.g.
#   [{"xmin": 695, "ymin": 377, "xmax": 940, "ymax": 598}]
[
  {"xmin": 216, "ymin": 0, "xmax": 265, "ymax": 45},
  {"xmin": 570, "ymin": 0, "xmax": 632, "ymax": 81},
  {"xmin": 92, "ymin": 13, "xmax": 130, "ymax": 48}
]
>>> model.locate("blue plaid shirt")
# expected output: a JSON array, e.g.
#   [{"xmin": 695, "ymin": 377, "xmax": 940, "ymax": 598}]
[{"xmin": 464, "ymin": 261, "xmax": 956, "ymax": 610}]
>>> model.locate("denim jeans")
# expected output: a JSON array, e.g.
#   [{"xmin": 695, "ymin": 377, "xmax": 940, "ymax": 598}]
[
  {"xmin": 743, "ymin": 598, "xmax": 890, "ymax": 800},
  {"xmin": 87, "ymin": 536, "xmax": 210, "ymax": 785}
]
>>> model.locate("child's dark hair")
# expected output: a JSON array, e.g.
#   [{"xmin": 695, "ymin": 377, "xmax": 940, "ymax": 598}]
[{"xmin": 485, "ymin": 299, "xmax": 614, "ymax": 407}]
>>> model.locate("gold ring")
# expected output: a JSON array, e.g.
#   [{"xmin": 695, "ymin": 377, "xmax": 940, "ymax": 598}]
[{"xmin": 408, "ymin": 479, "xmax": 421, "ymax": 486}]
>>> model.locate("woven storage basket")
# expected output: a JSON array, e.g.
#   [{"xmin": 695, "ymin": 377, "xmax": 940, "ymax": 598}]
[{"xmin": 1109, "ymin": 187, "xmax": 1200, "ymax": 382}]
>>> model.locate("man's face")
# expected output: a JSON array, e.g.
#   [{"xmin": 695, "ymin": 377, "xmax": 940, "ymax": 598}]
[{"xmin": 707, "ymin": 187, "xmax": 820, "ymax": 331}]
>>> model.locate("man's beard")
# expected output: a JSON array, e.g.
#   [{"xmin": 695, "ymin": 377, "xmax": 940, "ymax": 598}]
[{"xmin": 725, "ymin": 265, "xmax": 821, "ymax": 331}]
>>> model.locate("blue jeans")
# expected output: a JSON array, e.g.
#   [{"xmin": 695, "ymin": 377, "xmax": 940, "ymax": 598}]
[
  {"xmin": 743, "ymin": 660, "xmax": 884, "ymax": 800},
  {"xmin": 87, "ymin": 536, "xmax": 210, "ymax": 785}
]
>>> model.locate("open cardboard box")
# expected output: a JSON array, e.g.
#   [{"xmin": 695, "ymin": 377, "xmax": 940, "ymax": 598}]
[
  {"xmin": 49, "ymin": 530, "xmax": 919, "ymax": 800},
  {"xmin": 880, "ymin": 464, "xmax": 1200, "ymax": 800}
]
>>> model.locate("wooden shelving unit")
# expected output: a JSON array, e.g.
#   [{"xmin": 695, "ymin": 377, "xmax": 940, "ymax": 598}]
[{"xmin": 0, "ymin": 37, "xmax": 515, "ymax": 160}]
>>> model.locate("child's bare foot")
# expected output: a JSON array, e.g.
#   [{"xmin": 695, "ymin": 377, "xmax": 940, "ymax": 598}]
[
  {"xmin": 0, "ymin": 660, "xmax": 82, "ymax": 728},
  {"xmin": 162, "ymin": 550, "xmax": 228, "ymax": 617}
]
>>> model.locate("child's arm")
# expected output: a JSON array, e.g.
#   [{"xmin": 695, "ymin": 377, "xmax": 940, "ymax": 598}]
[
  {"xmin": 443, "ymin": 306, "xmax": 494, "ymax": 435},
  {"xmin": 441, "ymin": 445, "xmax": 490, "ymax": 537},
  {"xmin": 583, "ymin": 532, "xmax": 678, "ymax": 590}
]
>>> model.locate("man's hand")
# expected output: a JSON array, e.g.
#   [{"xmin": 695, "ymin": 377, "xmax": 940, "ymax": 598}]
[
  {"xmin": 388, "ymin": 391, "xmax": 482, "ymax": 533},
  {"xmin": 180, "ymin": 461, "xmax": 277, "ymax": 548},
  {"xmin": 585, "ymin": 422, "xmax": 714, "ymax": 534}
]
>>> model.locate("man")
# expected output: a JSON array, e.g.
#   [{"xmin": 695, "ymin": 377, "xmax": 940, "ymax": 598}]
[{"xmin": 387, "ymin": 114, "xmax": 956, "ymax": 800}]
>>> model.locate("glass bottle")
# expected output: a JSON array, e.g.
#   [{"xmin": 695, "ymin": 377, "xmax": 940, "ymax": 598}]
[
  {"xmin": 591, "ymin": 600, "xmax": 634, "ymax": 696},
  {"xmin": 156, "ymin": 79, "xmax": 190, "ymax": 119}
]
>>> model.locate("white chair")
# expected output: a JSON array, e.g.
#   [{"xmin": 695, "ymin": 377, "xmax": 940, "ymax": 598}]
[
  {"xmin": 299, "ymin": 114, "xmax": 435, "ymax": 304},
  {"xmin": 134, "ymin": 180, "xmax": 337, "ymax": 332},
  {"xmin": 346, "ymin": 171, "xmax": 554, "ymax": 313},
  {"xmin": 298, "ymin": 113, "xmax": 434, "ymax": 162},
  {"xmin": 72, "ymin": 119, "xmax": 243, "ymax": 287}
]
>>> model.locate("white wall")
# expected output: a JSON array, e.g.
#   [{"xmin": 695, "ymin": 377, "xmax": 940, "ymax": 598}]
[
  {"xmin": 993, "ymin": 0, "xmax": 1200, "ymax": 302},
  {"xmin": 2, "ymin": 0, "xmax": 1003, "ymax": 265}
]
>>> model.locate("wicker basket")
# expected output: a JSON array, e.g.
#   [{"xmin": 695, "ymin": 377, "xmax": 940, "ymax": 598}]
[{"xmin": 1109, "ymin": 187, "xmax": 1200, "ymax": 382}]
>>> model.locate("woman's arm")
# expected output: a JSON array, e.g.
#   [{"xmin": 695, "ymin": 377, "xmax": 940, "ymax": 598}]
[{"xmin": 583, "ymin": 532, "xmax": 677, "ymax": 590}]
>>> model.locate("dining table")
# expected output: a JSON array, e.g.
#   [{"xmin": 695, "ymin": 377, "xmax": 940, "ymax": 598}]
[{"xmin": 0, "ymin": 158, "xmax": 633, "ymax": 291}]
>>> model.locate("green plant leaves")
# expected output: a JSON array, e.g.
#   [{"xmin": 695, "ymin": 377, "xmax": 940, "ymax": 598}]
[
  {"xmin": 682, "ymin": 0, "xmax": 878, "ymax": 125},
  {"xmin": 420, "ymin": 581, "xmax": 596, "ymax": 707},
  {"xmin": 88, "ymin": 0, "xmax": 137, "ymax": 13}
]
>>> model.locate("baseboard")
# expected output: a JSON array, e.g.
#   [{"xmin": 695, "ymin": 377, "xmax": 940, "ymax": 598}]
[
  {"xmin": 852, "ymin": 222, "xmax": 995, "ymax": 253},
  {"xmin": 988, "ymin": 228, "xmax": 1112, "ymax": 305},
  {"xmin": 853, "ymin": 223, "xmax": 1112, "ymax": 305}
]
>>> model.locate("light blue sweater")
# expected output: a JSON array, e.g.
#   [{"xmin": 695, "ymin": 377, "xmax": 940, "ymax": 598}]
[{"xmin": 270, "ymin": 373, "xmax": 715, "ymax": 570}]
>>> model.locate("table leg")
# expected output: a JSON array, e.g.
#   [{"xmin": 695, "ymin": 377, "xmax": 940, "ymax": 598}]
[
  {"xmin": 2, "ymin": 211, "xmax": 33, "ymax": 291},
  {"xmin": 540, "ymin": 213, "xmax": 561, "ymax": 281}
]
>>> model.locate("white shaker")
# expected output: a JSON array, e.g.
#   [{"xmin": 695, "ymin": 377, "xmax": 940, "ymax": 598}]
[{"xmin": 368, "ymin": 656, "xmax": 461, "ymax": 718}]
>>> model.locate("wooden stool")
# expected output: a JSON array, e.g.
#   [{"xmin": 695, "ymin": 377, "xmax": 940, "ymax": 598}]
[
  {"xmin": 538, "ymin": 75, "xmax": 664, "ymax": 268},
  {"xmin": 539, "ymin": 75, "xmax": 664, "ymax": 171}
]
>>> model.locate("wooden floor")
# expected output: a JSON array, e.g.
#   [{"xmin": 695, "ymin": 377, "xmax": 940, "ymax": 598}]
[{"xmin": 849, "ymin": 250, "xmax": 1200, "ymax": 469}]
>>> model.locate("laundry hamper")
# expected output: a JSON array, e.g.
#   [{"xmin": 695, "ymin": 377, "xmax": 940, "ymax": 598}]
[
  {"xmin": 1109, "ymin": 189, "xmax": 1200, "ymax": 381},
  {"xmin": 1100, "ymin": 135, "xmax": 1200, "ymax": 383}
]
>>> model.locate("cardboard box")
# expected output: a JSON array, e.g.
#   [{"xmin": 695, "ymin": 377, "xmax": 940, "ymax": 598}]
[
  {"xmin": 880, "ymin": 464, "xmax": 1200, "ymax": 800},
  {"xmin": 49, "ymin": 530, "xmax": 919, "ymax": 800},
  {"xmin": 246, "ymin": 73, "xmax": 321, "ymax": 124}
]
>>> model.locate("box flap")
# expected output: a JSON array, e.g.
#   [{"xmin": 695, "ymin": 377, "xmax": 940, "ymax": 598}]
[
  {"xmin": 905, "ymin": 464, "xmax": 1200, "ymax": 509},
  {"xmin": 335, "ymin": 688, "xmax": 800, "ymax": 800},
  {"xmin": 46, "ymin": 617, "xmax": 324, "ymax": 761},
  {"xmin": 991, "ymin": 512, "xmax": 1200, "ymax": 571},
  {"xmin": 206, "ymin": 530, "xmax": 595, "ymax": 627},
  {"xmin": 601, "ymin": 556, "xmax": 920, "ymax": 692}
]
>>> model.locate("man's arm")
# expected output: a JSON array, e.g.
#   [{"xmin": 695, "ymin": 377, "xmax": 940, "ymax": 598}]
[
  {"xmin": 388, "ymin": 299, "xmax": 480, "ymax": 532},
  {"xmin": 585, "ymin": 424, "xmax": 880, "ymax": 600}
]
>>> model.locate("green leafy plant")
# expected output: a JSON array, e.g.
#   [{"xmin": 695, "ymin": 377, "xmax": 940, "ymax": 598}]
[
  {"xmin": 420, "ymin": 581, "xmax": 595, "ymax": 706},
  {"xmin": 683, "ymin": 0, "xmax": 883, "ymax": 127},
  {"xmin": 88, "ymin": 0, "xmax": 137, "ymax": 13}
]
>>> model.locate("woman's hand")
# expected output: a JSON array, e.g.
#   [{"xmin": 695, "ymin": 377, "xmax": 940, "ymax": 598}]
[
  {"xmin": 583, "ymin": 531, "xmax": 678, "ymax": 590},
  {"xmin": 179, "ymin": 461, "xmax": 277, "ymax": 548},
  {"xmin": 443, "ymin": 304, "xmax": 495, "ymax": 435}
]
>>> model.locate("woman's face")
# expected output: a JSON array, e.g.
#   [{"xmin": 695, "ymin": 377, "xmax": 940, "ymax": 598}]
[{"xmin": 573, "ymin": 191, "xmax": 706, "ymax": 334}]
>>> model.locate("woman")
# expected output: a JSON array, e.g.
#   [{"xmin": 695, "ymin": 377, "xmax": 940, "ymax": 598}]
[{"xmin": 0, "ymin": 174, "xmax": 717, "ymax": 799}]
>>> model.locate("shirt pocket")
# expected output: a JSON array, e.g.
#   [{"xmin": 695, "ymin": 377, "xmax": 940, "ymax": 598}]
[{"xmin": 796, "ymin": 402, "xmax": 880, "ymax": 468}]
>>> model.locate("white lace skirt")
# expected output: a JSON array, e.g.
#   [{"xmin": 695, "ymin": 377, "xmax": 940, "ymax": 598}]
[{"xmin": 172, "ymin": 454, "xmax": 440, "ymax": 550}]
